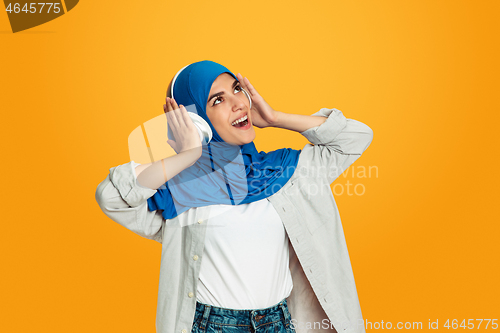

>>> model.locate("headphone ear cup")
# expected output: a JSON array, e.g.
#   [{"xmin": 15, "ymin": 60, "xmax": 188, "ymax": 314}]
[
  {"xmin": 166, "ymin": 64, "xmax": 216, "ymax": 145},
  {"xmin": 188, "ymin": 113, "xmax": 213, "ymax": 144},
  {"xmin": 167, "ymin": 112, "xmax": 213, "ymax": 145}
]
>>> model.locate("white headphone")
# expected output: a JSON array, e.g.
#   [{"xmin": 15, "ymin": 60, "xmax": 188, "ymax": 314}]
[
  {"xmin": 168, "ymin": 66, "xmax": 252, "ymax": 144},
  {"xmin": 241, "ymin": 87, "xmax": 253, "ymax": 109},
  {"xmin": 168, "ymin": 65, "xmax": 212, "ymax": 144}
]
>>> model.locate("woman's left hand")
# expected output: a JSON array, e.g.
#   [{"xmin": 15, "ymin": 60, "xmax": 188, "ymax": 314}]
[{"xmin": 237, "ymin": 73, "xmax": 279, "ymax": 128}]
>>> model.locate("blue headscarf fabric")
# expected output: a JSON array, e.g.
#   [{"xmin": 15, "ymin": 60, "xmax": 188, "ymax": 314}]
[{"xmin": 147, "ymin": 60, "xmax": 301, "ymax": 219}]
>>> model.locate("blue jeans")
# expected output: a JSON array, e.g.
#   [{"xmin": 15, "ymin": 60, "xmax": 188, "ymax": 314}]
[{"xmin": 191, "ymin": 298, "xmax": 296, "ymax": 333}]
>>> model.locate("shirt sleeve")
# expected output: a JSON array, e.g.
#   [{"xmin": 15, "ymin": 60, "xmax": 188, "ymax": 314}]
[
  {"xmin": 299, "ymin": 108, "xmax": 374, "ymax": 184},
  {"xmin": 95, "ymin": 161, "xmax": 164, "ymax": 243}
]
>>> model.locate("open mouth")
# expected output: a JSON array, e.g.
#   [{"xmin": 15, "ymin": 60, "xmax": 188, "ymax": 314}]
[{"xmin": 231, "ymin": 114, "xmax": 249, "ymax": 128}]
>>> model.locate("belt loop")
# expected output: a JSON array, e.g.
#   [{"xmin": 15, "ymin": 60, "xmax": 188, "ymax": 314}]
[
  {"xmin": 199, "ymin": 303, "xmax": 212, "ymax": 331},
  {"xmin": 279, "ymin": 298, "xmax": 292, "ymax": 327},
  {"xmin": 250, "ymin": 310, "xmax": 258, "ymax": 331}
]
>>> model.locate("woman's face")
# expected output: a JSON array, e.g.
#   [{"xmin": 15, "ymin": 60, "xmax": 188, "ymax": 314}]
[{"xmin": 206, "ymin": 73, "xmax": 255, "ymax": 145}]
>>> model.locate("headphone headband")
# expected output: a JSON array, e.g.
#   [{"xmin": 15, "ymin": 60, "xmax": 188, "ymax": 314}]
[{"xmin": 168, "ymin": 64, "xmax": 189, "ymax": 99}]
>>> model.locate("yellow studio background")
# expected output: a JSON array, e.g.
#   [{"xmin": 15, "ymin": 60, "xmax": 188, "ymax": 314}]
[{"xmin": 1, "ymin": 0, "xmax": 499, "ymax": 332}]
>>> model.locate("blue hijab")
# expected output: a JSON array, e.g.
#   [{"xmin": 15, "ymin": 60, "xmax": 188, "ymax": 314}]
[{"xmin": 147, "ymin": 60, "xmax": 301, "ymax": 219}]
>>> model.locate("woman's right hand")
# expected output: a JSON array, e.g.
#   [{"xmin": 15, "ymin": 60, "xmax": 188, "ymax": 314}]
[{"xmin": 164, "ymin": 97, "xmax": 202, "ymax": 159}]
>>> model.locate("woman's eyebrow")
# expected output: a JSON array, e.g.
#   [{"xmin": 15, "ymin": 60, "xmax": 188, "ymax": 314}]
[{"xmin": 207, "ymin": 79, "xmax": 240, "ymax": 104}]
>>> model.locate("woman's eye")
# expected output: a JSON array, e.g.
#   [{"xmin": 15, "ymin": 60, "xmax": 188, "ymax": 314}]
[
  {"xmin": 213, "ymin": 97, "xmax": 223, "ymax": 106},
  {"xmin": 211, "ymin": 85, "xmax": 242, "ymax": 106}
]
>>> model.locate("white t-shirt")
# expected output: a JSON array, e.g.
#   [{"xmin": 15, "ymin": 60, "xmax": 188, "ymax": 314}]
[{"xmin": 196, "ymin": 198, "xmax": 293, "ymax": 310}]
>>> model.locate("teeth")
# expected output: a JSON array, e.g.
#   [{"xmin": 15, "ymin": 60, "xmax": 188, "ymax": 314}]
[{"xmin": 231, "ymin": 115, "xmax": 248, "ymax": 126}]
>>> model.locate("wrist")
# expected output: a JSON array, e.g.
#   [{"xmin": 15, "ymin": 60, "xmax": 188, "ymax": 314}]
[
  {"xmin": 179, "ymin": 147, "xmax": 202, "ymax": 165},
  {"xmin": 271, "ymin": 111, "xmax": 288, "ymax": 129},
  {"xmin": 270, "ymin": 112, "xmax": 327, "ymax": 133}
]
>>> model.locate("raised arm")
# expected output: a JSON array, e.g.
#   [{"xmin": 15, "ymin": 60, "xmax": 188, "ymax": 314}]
[
  {"xmin": 136, "ymin": 98, "xmax": 202, "ymax": 190},
  {"xmin": 237, "ymin": 74, "xmax": 373, "ymax": 184},
  {"xmin": 95, "ymin": 98, "xmax": 202, "ymax": 242},
  {"xmin": 295, "ymin": 107, "xmax": 373, "ymax": 184}
]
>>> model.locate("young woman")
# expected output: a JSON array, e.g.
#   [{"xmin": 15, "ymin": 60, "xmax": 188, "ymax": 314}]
[{"xmin": 95, "ymin": 60, "xmax": 373, "ymax": 333}]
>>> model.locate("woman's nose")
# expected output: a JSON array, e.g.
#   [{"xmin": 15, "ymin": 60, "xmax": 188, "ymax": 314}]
[{"xmin": 230, "ymin": 94, "xmax": 247, "ymax": 111}]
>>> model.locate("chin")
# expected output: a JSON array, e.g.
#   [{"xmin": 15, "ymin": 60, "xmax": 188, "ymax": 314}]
[
  {"xmin": 231, "ymin": 137, "xmax": 254, "ymax": 146},
  {"xmin": 241, "ymin": 131, "xmax": 256, "ymax": 145},
  {"xmin": 220, "ymin": 125, "xmax": 256, "ymax": 145},
  {"xmin": 224, "ymin": 128, "xmax": 255, "ymax": 146}
]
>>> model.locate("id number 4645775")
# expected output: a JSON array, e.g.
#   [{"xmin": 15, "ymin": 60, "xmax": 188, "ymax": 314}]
[
  {"xmin": 6, "ymin": 3, "xmax": 62, "ymax": 14},
  {"xmin": 444, "ymin": 319, "xmax": 498, "ymax": 329}
]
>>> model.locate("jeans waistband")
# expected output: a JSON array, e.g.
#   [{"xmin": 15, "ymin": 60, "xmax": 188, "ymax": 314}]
[{"xmin": 194, "ymin": 298, "xmax": 293, "ymax": 331}]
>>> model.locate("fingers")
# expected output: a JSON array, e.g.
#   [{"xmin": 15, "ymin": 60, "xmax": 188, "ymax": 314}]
[
  {"xmin": 169, "ymin": 97, "xmax": 188, "ymax": 128},
  {"xmin": 165, "ymin": 97, "xmax": 180, "ymax": 132},
  {"xmin": 164, "ymin": 97, "xmax": 173, "ymax": 113},
  {"xmin": 165, "ymin": 98, "xmax": 182, "ymax": 143},
  {"xmin": 237, "ymin": 73, "xmax": 247, "ymax": 91},
  {"xmin": 180, "ymin": 104, "xmax": 195, "ymax": 129},
  {"xmin": 237, "ymin": 73, "xmax": 256, "ymax": 97},
  {"xmin": 243, "ymin": 76, "xmax": 257, "ymax": 96},
  {"xmin": 165, "ymin": 97, "xmax": 198, "ymax": 153}
]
